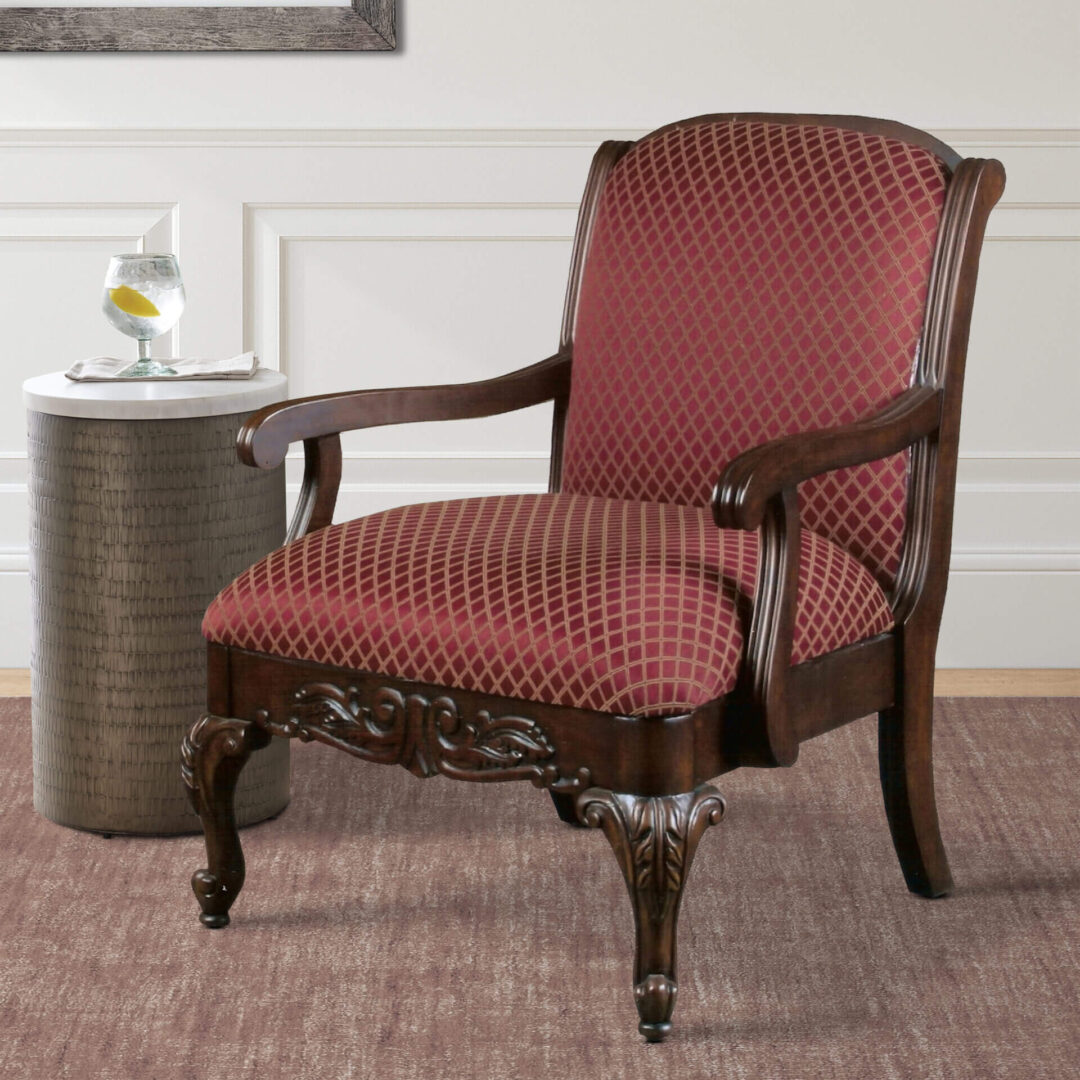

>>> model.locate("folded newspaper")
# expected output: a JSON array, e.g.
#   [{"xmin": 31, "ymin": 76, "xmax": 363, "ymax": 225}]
[{"xmin": 65, "ymin": 352, "xmax": 259, "ymax": 382}]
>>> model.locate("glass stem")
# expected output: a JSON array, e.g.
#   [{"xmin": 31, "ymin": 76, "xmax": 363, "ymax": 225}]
[{"xmin": 138, "ymin": 338, "xmax": 152, "ymax": 361}]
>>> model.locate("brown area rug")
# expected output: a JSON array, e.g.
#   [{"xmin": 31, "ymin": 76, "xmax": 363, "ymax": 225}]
[{"xmin": 1, "ymin": 696, "xmax": 1078, "ymax": 1079}]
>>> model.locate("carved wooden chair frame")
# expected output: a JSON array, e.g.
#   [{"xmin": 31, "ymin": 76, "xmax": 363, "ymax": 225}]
[{"xmin": 182, "ymin": 114, "xmax": 1005, "ymax": 1042}]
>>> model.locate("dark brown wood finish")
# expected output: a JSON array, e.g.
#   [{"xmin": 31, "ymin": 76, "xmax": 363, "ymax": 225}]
[
  {"xmin": 185, "ymin": 116, "xmax": 1005, "ymax": 1041},
  {"xmin": 577, "ymin": 786, "xmax": 725, "ymax": 1042},
  {"xmin": 740, "ymin": 487, "xmax": 802, "ymax": 767},
  {"xmin": 711, "ymin": 385, "xmax": 945, "ymax": 769},
  {"xmin": 288, "ymin": 435, "xmax": 342, "ymax": 543},
  {"xmin": 241, "ymin": 353, "xmax": 572, "ymax": 543},
  {"xmin": 880, "ymin": 156, "xmax": 1007, "ymax": 898},
  {"xmin": 241, "ymin": 352, "xmax": 572, "ymax": 471},
  {"xmin": 712, "ymin": 386, "xmax": 943, "ymax": 532},
  {"xmin": 558, "ymin": 140, "xmax": 635, "ymax": 354},
  {"xmin": 786, "ymin": 634, "xmax": 896, "ymax": 742},
  {"xmin": 222, "ymin": 647, "xmax": 699, "ymax": 795},
  {"xmin": 181, "ymin": 712, "xmax": 270, "ymax": 927}
]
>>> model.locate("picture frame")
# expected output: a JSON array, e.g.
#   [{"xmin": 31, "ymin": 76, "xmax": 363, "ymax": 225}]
[{"xmin": 0, "ymin": 0, "xmax": 395, "ymax": 51}]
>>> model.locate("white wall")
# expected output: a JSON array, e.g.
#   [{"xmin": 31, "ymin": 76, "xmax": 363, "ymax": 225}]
[
  {"xmin": 0, "ymin": 1, "xmax": 1076, "ymax": 129},
  {"xmin": 1, "ymin": 0, "xmax": 1077, "ymax": 667}
]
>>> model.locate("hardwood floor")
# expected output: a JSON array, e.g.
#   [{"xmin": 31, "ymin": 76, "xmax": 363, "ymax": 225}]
[
  {"xmin": 0, "ymin": 670, "xmax": 29, "ymax": 697},
  {"xmin": 1, "ymin": 669, "xmax": 1077, "ymax": 699},
  {"xmin": 933, "ymin": 669, "xmax": 1080, "ymax": 696}
]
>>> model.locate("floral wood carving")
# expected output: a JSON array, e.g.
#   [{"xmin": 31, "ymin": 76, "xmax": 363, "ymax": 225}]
[
  {"xmin": 181, "ymin": 713, "xmax": 271, "ymax": 928},
  {"xmin": 576, "ymin": 785, "xmax": 725, "ymax": 1041},
  {"xmin": 255, "ymin": 682, "xmax": 590, "ymax": 792}
]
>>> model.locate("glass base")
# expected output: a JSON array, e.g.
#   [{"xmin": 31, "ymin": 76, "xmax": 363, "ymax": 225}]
[{"xmin": 117, "ymin": 359, "xmax": 178, "ymax": 378}]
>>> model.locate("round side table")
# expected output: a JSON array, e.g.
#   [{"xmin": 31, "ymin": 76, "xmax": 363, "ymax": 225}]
[{"xmin": 24, "ymin": 370, "xmax": 291, "ymax": 835}]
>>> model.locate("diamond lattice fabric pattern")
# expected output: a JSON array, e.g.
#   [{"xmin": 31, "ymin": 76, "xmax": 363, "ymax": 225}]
[
  {"xmin": 561, "ymin": 119, "xmax": 947, "ymax": 587},
  {"xmin": 203, "ymin": 494, "xmax": 893, "ymax": 718}
]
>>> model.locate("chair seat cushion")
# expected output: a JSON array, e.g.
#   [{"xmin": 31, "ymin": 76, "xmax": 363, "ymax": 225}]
[{"xmin": 203, "ymin": 493, "xmax": 893, "ymax": 718}]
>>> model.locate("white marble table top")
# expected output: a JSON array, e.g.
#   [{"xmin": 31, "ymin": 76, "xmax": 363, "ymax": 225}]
[{"xmin": 23, "ymin": 369, "xmax": 289, "ymax": 420}]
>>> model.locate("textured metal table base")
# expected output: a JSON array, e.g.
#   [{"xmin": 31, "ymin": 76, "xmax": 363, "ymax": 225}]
[{"xmin": 29, "ymin": 409, "xmax": 289, "ymax": 835}]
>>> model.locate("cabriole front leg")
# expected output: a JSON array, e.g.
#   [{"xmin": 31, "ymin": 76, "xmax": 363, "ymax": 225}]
[
  {"xmin": 577, "ymin": 785, "xmax": 725, "ymax": 1042},
  {"xmin": 181, "ymin": 713, "xmax": 270, "ymax": 928}
]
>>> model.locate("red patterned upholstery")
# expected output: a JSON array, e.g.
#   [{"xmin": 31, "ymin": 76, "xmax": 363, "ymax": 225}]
[
  {"xmin": 562, "ymin": 119, "xmax": 947, "ymax": 586},
  {"xmin": 204, "ymin": 494, "xmax": 892, "ymax": 718}
]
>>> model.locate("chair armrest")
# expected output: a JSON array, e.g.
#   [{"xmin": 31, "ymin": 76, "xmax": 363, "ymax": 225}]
[
  {"xmin": 241, "ymin": 352, "xmax": 572, "ymax": 542},
  {"xmin": 712, "ymin": 385, "xmax": 942, "ymax": 531},
  {"xmin": 713, "ymin": 385, "xmax": 940, "ymax": 768},
  {"xmin": 238, "ymin": 352, "xmax": 573, "ymax": 470}
]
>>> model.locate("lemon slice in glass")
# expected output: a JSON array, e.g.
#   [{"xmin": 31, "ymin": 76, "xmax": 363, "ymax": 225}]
[{"xmin": 109, "ymin": 285, "xmax": 161, "ymax": 318}]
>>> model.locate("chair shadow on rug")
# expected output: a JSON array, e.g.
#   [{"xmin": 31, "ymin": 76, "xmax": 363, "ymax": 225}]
[{"xmin": 182, "ymin": 113, "xmax": 1004, "ymax": 1041}]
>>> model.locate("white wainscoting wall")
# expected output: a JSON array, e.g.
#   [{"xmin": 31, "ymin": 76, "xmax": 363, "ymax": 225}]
[{"xmin": 0, "ymin": 128, "xmax": 1076, "ymax": 667}]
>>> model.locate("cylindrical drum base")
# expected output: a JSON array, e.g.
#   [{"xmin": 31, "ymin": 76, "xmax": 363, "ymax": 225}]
[{"xmin": 28, "ymin": 409, "xmax": 290, "ymax": 835}]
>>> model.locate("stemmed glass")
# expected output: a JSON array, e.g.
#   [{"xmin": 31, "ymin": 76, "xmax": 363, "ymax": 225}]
[{"xmin": 102, "ymin": 254, "xmax": 186, "ymax": 377}]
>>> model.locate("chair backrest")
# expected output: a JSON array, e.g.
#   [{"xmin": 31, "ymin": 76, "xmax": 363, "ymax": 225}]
[{"xmin": 560, "ymin": 116, "xmax": 952, "ymax": 588}]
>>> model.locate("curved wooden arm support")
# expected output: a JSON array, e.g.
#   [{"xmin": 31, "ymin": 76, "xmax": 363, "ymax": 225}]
[
  {"xmin": 239, "ymin": 352, "xmax": 573, "ymax": 470},
  {"xmin": 711, "ymin": 385, "xmax": 943, "ymax": 531},
  {"xmin": 287, "ymin": 434, "xmax": 343, "ymax": 543},
  {"xmin": 239, "ymin": 352, "xmax": 572, "ymax": 540},
  {"xmin": 738, "ymin": 486, "xmax": 802, "ymax": 767},
  {"xmin": 713, "ymin": 385, "xmax": 941, "ymax": 767}
]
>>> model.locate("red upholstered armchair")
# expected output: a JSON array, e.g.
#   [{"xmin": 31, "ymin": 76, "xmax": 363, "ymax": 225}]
[{"xmin": 183, "ymin": 114, "xmax": 1004, "ymax": 1041}]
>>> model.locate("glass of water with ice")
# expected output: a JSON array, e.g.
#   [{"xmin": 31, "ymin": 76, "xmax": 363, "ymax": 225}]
[{"xmin": 102, "ymin": 254, "xmax": 186, "ymax": 377}]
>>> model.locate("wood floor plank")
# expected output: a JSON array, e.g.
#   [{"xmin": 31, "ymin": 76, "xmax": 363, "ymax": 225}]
[
  {"xmin": 0, "ymin": 670, "xmax": 30, "ymax": 697},
  {"xmin": 934, "ymin": 669, "xmax": 1080, "ymax": 696}
]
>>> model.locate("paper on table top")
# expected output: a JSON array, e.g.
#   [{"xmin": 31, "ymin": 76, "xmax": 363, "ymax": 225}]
[{"xmin": 65, "ymin": 352, "xmax": 259, "ymax": 382}]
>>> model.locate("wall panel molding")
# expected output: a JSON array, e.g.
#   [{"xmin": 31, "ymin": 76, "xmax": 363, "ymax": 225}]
[
  {"xmin": 0, "ymin": 125, "xmax": 1074, "ymax": 666},
  {"xmin": 0, "ymin": 203, "xmax": 175, "ymax": 244},
  {"xmin": 245, "ymin": 202, "xmax": 577, "ymax": 373},
  {"xmin": 0, "ymin": 126, "xmax": 1076, "ymax": 149}
]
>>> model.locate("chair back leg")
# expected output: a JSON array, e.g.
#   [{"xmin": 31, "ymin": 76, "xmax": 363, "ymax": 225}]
[{"xmin": 878, "ymin": 642, "xmax": 954, "ymax": 898}]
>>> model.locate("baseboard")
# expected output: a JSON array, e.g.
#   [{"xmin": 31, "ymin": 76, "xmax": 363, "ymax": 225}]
[{"xmin": 2, "ymin": 668, "xmax": 1077, "ymax": 701}]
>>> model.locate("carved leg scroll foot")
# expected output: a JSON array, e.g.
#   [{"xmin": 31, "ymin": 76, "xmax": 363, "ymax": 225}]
[
  {"xmin": 181, "ymin": 713, "xmax": 270, "ymax": 928},
  {"xmin": 577, "ymin": 785, "xmax": 725, "ymax": 1042}
]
